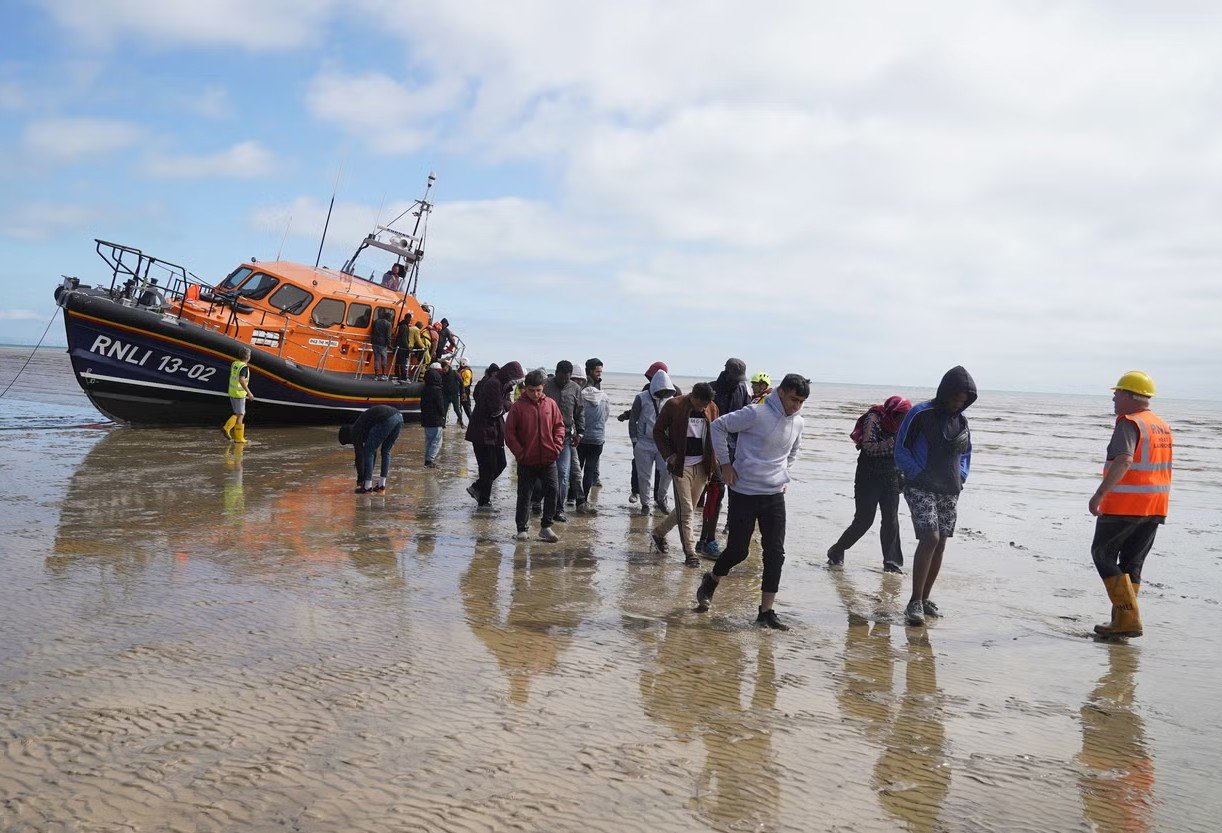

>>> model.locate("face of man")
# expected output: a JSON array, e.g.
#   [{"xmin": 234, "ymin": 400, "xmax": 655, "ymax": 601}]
[
  {"xmin": 777, "ymin": 388, "xmax": 807, "ymax": 416},
  {"xmin": 588, "ymin": 365, "xmax": 603, "ymax": 385},
  {"xmin": 1113, "ymin": 390, "xmax": 1146, "ymax": 415},
  {"xmin": 555, "ymin": 371, "xmax": 571, "ymax": 387},
  {"xmin": 942, "ymin": 391, "xmax": 969, "ymax": 413},
  {"xmin": 525, "ymin": 384, "xmax": 545, "ymax": 402},
  {"xmin": 689, "ymin": 394, "xmax": 711, "ymax": 411},
  {"xmin": 751, "ymin": 381, "xmax": 768, "ymax": 395}
]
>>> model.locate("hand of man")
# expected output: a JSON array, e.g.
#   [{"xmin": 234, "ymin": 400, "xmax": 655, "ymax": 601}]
[
  {"xmin": 1089, "ymin": 491, "xmax": 1103, "ymax": 516},
  {"xmin": 720, "ymin": 462, "xmax": 737, "ymax": 488}
]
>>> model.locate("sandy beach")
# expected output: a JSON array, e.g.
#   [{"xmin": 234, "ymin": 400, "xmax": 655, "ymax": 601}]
[{"xmin": 1, "ymin": 346, "xmax": 1219, "ymax": 832}]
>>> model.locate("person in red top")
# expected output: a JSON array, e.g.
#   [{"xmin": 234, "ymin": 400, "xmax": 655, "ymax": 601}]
[{"xmin": 505, "ymin": 368, "xmax": 568, "ymax": 542}]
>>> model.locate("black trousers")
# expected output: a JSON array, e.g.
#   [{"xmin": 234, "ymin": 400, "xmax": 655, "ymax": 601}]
[
  {"xmin": 516, "ymin": 462, "xmax": 558, "ymax": 531},
  {"xmin": 471, "ymin": 443, "xmax": 506, "ymax": 505},
  {"xmin": 831, "ymin": 459, "xmax": 903, "ymax": 566},
  {"xmin": 577, "ymin": 442, "xmax": 604, "ymax": 500},
  {"xmin": 1091, "ymin": 517, "xmax": 1160, "ymax": 584},
  {"xmin": 712, "ymin": 490, "xmax": 787, "ymax": 593}
]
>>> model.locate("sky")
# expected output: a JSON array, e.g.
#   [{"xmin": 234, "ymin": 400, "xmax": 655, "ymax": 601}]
[{"xmin": 2, "ymin": 1, "xmax": 1221, "ymax": 398}]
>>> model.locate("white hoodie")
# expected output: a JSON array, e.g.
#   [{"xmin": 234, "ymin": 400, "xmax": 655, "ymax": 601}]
[{"xmin": 633, "ymin": 370, "xmax": 674, "ymax": 451}]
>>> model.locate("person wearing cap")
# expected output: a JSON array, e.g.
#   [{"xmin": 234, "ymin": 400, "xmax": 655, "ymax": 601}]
[
  {"xmin": 749, "ymin": 372, "xmax": 772, "ymax": 404},
  {"xmin": 827, "ymin": 395, "xmax": 912, "ymax": 572},
  {"xmin": 1089, "ymin": 371, "xmax": 1173, "ymax": 639},
  {"xmin": 420, "ymin": 362, "xmax": 446, "ymax": 467},
  {"xmin": 894, "ymin": 366, "xmax": 977, "ymax": 626},
  {"xmin": 338, "ymin": 404, "xmax": 404, "ymax": 494},
  {"xmin": 464, "ymin": 361, "xmax": 525, "ymax": 507},
  {"xmin": 697, "ymin": 358, "xmax": 752, "ymax": 557}
]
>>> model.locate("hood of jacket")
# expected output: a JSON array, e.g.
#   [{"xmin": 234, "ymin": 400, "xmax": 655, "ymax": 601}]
[
  {"xmin": 423, "ymin": 368, "xmax": 443, "ymax": 388},
  {"xmin": 497, "ymin": 361, "xmax": 524, "ymax": 385},
  {"xmin": 649, "ymin": 369, "xmax": 675, "ymax": 398},
  {"xmin": 934, "ymin": 366, "xmax": 978, "ymax": 413}
]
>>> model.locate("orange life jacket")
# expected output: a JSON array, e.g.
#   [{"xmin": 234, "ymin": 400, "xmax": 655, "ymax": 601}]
[{"xmin": 1099, "ymin": 409, "xmax": 1173, "ymax": 517}]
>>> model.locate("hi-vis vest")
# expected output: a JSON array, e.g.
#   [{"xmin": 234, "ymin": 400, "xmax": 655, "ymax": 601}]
[
  {"xmin": 228, "ymin": 360, "xmax": 249, "ymax": 398},
  {"xmin": 1099, "ymin": 410, "xmax": 1172, "ymax": 517}
]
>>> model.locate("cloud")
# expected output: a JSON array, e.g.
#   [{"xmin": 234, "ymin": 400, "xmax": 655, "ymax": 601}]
[
  {"xmin": 40, "ymin": 0, "xmax": 337, "ymax": 49},
  {"xmin": 0, "ymin": 80, "xmax": 23, "ymax": 110},
  {"xmin": 144, "ymin": 141, "xmax": 276, "ymax": 180},
  {"xmin": 305, "ymin": 70, "xmax": 463, "ymax": 154},
  {"xmin": 0, "ymin": 309, "xmax": 44, "ymax": 321},
  {"xmin": 21, "ymin": 117, "xmax": 143, "ymax": 163},
  {"xmin": 0, "ymin": 202, "xmax": 111, "ymax": 242}
]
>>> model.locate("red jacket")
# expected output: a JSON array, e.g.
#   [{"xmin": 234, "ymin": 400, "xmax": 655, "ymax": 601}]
[{"xmin": 505, "ymin": 394, "xmax": 567, "ymax": 466}]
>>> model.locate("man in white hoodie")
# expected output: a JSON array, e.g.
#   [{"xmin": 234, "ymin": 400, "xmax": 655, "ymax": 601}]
[
  {"xmin": 631, "ymin": 369, "xmax": 675, "ymax": 516},
  {"xmin": 695, "ymin": 373, "xmax": 809, "ymax": 630}
]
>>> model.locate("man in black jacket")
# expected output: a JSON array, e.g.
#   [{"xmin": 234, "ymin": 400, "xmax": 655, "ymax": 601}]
[
  {"xmin": 421, "ymin": 364, "xmax": 446, "ymax": 467},
  {"xmin": 698, "ymin": 358, "xmax": 751, "ymax": 556},
  {"xmin": 338, "ymin": 404, "xmax": 404, "ymax": 493},
  {"xmin": 370, "ymin": 310, "xmax": 394, "ymax": 381},
  {"xmin": 441, "ymin": 359, "xmax": 464, "ymax": 427}
]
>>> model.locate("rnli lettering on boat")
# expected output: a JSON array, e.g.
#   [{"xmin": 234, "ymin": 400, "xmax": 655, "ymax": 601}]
[
  {"xmin": 308, "ymin": 338, "xmax": 340, "ymax": 348},
  {"xmin": 88, "ymin": 335, "xmax": 154, "ymax": 366}
]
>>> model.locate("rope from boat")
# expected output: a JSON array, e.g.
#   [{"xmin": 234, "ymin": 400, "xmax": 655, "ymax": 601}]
[{"xmin": 0, "ymin": 306, "xmax": 61, "ymax": 400}]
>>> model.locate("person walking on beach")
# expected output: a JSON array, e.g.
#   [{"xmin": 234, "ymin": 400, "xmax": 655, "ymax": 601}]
[
  {"xmin": 441, "ymin": 358, "xmax": 464, "ymax": 427},
  {"xmin": 506, "ymin": 369, "xmax": 567, "ymax": 542},
  {"xmin": 697, "ymin": 358, "xmax": 752, "ymax": 556},
  {"xmin": 543, "ymin": 360, "xmax": 584, "ymax": 523},
  {"xmin": 420, "ymin": 363, "xmax": 446, "ymax": 468},
  {"xmin": 458, "ymin": 357, "xmax": 474, "ymax": 423},
  {"xmin": 652, "ymin": 382, "xmax": 720, "ymax": 566},
  {"xmin": 576, "ymin": 358, "xmax": 608, "ymax": 514},
  {"xmin": 619, "ymin": 361, "xmax": 671, "ymax": 504},
  {"xmin": 1088, "ymin": 371, "xmax": 1173, "ymax": 639},
  {"xmin": 894, "ymin": 367, "xmax": 977, "ymax": 626},
  {"xmin": 632, "ymin": 369, "xmax": 676, "ymax": 516},
  {"xmin": 696, "ymin": 374, "xmax": 809, "ymax": 631},
  {"xmin": 828, "ymin": 396, "xmax": 912, "ymax": 572},
  {"xmin": 465, "ymin": 361, "xmax": 523, "ymax": 508},
  {"xmin": 339, "ymin": 404, "xmax": 404, "ymax": 494},
  {"xmin": 222, "ymin": 346, "xmax": 253, "ymax": 444}
]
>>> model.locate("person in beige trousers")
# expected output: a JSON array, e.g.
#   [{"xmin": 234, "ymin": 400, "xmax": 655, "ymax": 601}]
[{"xmin": 651, "ymin": 382, "xmax": 720, "ymax": 567}]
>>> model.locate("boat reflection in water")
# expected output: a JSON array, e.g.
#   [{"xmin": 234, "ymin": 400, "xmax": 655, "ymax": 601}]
[{"xmin": 48, "ymin": 428, "xmax": 414, "ymax": 581}]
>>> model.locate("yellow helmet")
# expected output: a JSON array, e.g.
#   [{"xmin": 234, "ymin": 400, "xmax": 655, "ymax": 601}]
[
  {"xmin": 750, "ymin": 372, "xmax": 771, "ymax": 386},
  {"xmin": 1112, "ymin": 370, "xmax": 1156, "ymax": 397}
]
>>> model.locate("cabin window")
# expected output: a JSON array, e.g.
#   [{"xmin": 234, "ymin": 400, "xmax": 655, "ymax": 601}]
[
  {"xmin": 218, "ymin": 267, "xmax": 253, "ymax": 290},
  {"xmin": 311, "ymin": 298, "xmax": 346, "ymax": 328},
  {"xmin": 375, "ymin": 307, "xmax": 398, "ymax": 325},
  {"xmin": 346, "ymin": 303, "xmax": 372, "ymax": 328},
  {"xmin": 268, "ymin": 284, "xmax": 313, "ymax": 315},
  {"xmin": 236, "ymin": 272, "xmax": 278, "ymax": 300}
]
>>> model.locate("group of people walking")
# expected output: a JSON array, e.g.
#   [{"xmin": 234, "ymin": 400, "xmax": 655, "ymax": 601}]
[{"xmin": 328, "ymin": 355, "xmax": 1173, "ymax": 641}]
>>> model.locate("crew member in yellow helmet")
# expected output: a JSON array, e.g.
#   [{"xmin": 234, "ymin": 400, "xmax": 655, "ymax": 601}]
[
  {"xmin": 1088, "ymin": 370, "xmax": 1172, "ymax": 639},
  {"xmin": 222, "ymin": 346, "xmax": 254, "ymax": 444},
  {"xmin": 749, "ymin": 372, "xmax": 772, "ymax": 405}
]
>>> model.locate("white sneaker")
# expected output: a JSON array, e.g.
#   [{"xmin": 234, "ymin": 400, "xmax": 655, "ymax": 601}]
[
  {"xmin": 514, "ymin": 530, "xmax": 529, "ymax": 541},
  {"xmin": 537, "ymin": 527, "xmax": 559, "ymax": 543},
  {"xmin": 629, "ymin": 493, "xmax": 639, "ymax": 504}
]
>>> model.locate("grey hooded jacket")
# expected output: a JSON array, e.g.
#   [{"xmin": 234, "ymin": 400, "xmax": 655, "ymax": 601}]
[
  {"xmin": 710, "ymin": 389, "xmax": 803, "ymax": 495},
  {"xmin": 630, "ymin": 370, "xmax": 674, "ymax": 450}
]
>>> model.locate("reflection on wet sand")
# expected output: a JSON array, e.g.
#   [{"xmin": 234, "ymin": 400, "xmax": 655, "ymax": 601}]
[
  {"xmin": 831, "ymin": 569, "xmax": 949, "ymax": 833},
  {"xmin": 460, "ymin": 540, "xmax": 600, "ymax": 705},
  {"xmin": 1080, "ymin": 646, "xmax": 1153, "ymax": 833}
]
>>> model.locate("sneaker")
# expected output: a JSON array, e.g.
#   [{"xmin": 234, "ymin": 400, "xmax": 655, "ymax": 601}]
[
  {"xmin": 354, "ymin": 486, "xmax": 371, "ymax": 494},
  {"xmin": 373, "ymin": 485, "xmax": 386, "ymax": 493},
  {"xmin": 695, "ymin": 572, "xmax": 718, "ymax": 611},
  {"xmin": 883, "ymin": 562, "xmax": 904, "ymax": 574},
  {"xmin": 701, "ymin": 539, "xmax": 722, "ymax": 557},
  {"xmin": 650, "ymin": 532, "xmax": 669, "ymax": 553},
  {"xmin": 576, "ymin": 503, "xmax": 599, "ymax": 516},
  {"xmin": 629, "ymin": 493, "xmax": 639, "ymax": 504},
  {"xmin": 921, "ymin": 600, "xmax": 941, "ymax": 618},
  {"xmin": 424, "ymin": 460, "xmax": 437, "ymax": 468},
  {"xmin": 756, "ymin": 607, "xmax": 790, "ymax": 631},
  {"xmin": 638, "ymin": 504, "xmax": 651, "ymax": 516},
  {"xmin": 514, "ymin": 530, "xmax": 529, "ymax": 541},
  {"xmin": 531, "ymin": 503, "xmax": 542, "ymax": 516},
  {"xmin": 465, "ymin": 484, "xmax": 480, "ymax": 502},
  {"xmin": 566, "ymin": 497, "xmax": 577, "ymax": 506},
  {"xmin": 656, "ymin": 500, "xmax": 670, "ymax": 516},
  {"xmin": 595, "ymin": 479, "xmax": 603, "ymax": 488},
  {"xmin": 538, "ymin": 526, "xmax": 559, "ymax": 543},
  {"xmin": 905, "ymin": 599, "xmax": 925, "ymax": 626},
  {"xmin": 684, "ymin": 555, "xmax": 701, "ymax": 568},
  {"xmin": 826, "ymin": 545, "xmax": 844, "ymax": 566},
  {"xmin": 475, "ymin": 504, "xmax": 495, "ymax": 513},
  {"xmin": 552, "ymin": 512, "xmax": 569, "ymax": 523}
]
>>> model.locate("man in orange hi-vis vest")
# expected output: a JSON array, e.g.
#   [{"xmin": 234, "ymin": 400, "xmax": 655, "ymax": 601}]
[{"xmin": 1088, "ymin": 371, "xmax": 1173, "ymax": 639}]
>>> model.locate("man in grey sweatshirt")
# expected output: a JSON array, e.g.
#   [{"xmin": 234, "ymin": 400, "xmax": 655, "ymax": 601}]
[{"xmin": 696, "ymin": 373, "xmax": 809, "ymax": 630}]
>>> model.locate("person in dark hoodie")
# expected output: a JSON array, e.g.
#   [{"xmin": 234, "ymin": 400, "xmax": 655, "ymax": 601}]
[
  {"xmin": 441, "ymin": 358, "xmax": 464, "ymax": 427},
  {"xmin": 464, "ymin": 360, "xmax": 525, "ymax": 508},
  {"xmin": 894, "ymin": 366, "xmax": 977, "ymax": 626},
  {"xmin": 420, "ymin": 362, "xmax": 446, "ymax": 467},
  {"xmin": 338, "ymin": 404, "xmax": 404, "ymax": 494},
  {"xmin": 698, "ymin": 358, "xmax": 751, "ymax": 557}
]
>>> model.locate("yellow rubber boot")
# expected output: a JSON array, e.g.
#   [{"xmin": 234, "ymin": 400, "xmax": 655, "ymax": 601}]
[
  {"xmin": 1094, "ymin": 574, "xmax": 1142, "ymax": 638},
  {"xmin": 233, "ymin": 423, "xmax": 247, "ymax": 444},
  {"xmin": 222, "ymin": 415, "xmax": 237, "ymax": 439}
]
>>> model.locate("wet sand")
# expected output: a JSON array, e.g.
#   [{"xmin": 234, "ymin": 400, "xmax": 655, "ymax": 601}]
[{"xmin": 1, "ymin": 347, "xmax": 1220, "ymax": 832}]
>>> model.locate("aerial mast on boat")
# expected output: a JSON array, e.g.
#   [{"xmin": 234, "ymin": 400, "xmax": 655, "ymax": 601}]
[{"xmin": 340, "ymin": 172, "xmax": 435, "ymax": 304}]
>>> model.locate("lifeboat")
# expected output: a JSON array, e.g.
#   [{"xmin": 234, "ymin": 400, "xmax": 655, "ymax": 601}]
[{"xmin": 53, "ymin": 175, "xmax": 462, "ymax": 426}]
